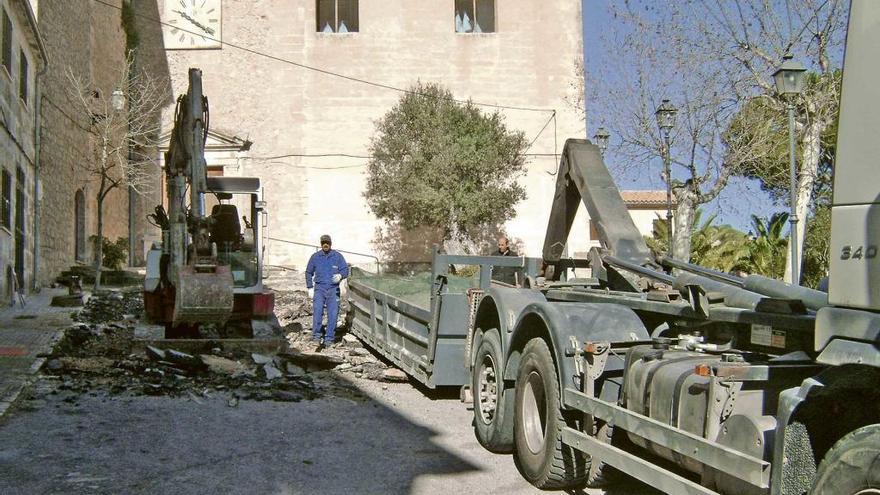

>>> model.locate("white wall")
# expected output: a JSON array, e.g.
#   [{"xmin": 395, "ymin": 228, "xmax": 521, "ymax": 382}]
[{"xmin": 155, "ymin": 0, "xmax": 585, "ymax": 268}]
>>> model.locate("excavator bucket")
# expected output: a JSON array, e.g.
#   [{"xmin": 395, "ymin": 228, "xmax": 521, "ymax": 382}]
[{"xmin": 172, "ymin": 265, "xmax": 234, "ymax": 326}]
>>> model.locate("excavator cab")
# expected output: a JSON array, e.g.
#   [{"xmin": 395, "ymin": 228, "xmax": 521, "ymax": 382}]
[
  {"xmin": 205, "ymin": 177, "xmax": 263, "ymax": 289},
  {"xmin": 210, "ymin": 202, "xmax": 242, "ymax": 251}
]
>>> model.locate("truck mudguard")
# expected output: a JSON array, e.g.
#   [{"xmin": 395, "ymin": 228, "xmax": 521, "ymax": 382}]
[
  {"xmin": 504, "ymin": 302, "xmax": 649, "ymax": 394},
  {"xmin": 470, "ymin": 287, "xmax": 547, "ymax": 370}
]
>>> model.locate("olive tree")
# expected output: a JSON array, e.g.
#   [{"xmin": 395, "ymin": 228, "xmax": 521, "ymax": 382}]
[{"xmin": 366, "ymin": 82, "xmax": 528, "ymax": 255}]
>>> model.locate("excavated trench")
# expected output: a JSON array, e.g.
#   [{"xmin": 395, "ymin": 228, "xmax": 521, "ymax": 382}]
[{"xmin": 42, "ymin": 286, "xmax": 407, "ymax": 405}]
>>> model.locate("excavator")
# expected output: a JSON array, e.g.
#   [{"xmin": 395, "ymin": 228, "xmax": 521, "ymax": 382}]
[{"xmin": 143, "ymin": 68, "xmax": 275, "ymax": 337}]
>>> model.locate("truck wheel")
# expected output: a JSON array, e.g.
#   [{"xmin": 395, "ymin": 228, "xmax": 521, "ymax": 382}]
[
  {"xmin": 513, "ymin": 338, "xmax": 587, "ymax": 489},
  {"xmin": 473, "ymin": 329, "xmax": 514, "ymax": 453},
  {"xmin": 810, "ymin": 424, "xmax": 880, "ymax": 495}
]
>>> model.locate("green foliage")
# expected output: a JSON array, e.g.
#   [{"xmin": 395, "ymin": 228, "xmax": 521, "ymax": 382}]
[
  {"xmin": 691, "ymin": 222, "xmax": 750, "ymax": 273},
  {"xmin": 801, "ymin": 205, "xmax": 831, "ymax": 289},
  {"xmin": 743, "ymin": 213, "xmax": 789, "ymax": 279},
  {"xmin": 366, "ymin": 82, "xmax": 528, "ymax": 244},
  {"xmin": 725, "ymin": 72, "xmax": 840, "ymax": 203},
  {"xmin": 647, "ymin": 210, "xmax": 750, "ymax": 272},
  {"xmin": 652, "ymin": 209, "xmax": 828, "ymax": 285},
  {"xmin": 90, "ymin": 236, "xmax": 128, "ymax": 270}
]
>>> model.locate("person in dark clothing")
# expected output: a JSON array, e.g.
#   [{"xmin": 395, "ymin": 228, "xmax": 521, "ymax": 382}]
[
  {"xmin": 305, "ymin": 234, "xmax": 349, "ymax": 350},
  {"xmin": 491, "ymin": 236, "xmax": 520, "ymax": 286}
]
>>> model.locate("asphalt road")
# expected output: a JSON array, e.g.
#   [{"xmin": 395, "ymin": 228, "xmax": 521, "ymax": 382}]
[{"xmin": 0, "ymin": 372, "xmax": 659, "ymax": 495}]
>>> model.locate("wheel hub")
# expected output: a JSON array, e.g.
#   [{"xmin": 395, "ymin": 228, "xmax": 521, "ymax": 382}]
[
  {"xmin": 478, "ymin": 354, "xmax": 498, "ymax": 423},
  {"xmin": 522, "ymin": 370, "xmax": 547, "ymax": 454}
]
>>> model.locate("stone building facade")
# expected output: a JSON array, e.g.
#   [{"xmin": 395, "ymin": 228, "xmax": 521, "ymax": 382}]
[
  {"xmin": 135, "ymin": 0, "xmax": 586, "ymax": 268},
  {"xmin": 0, "ymin": 0, "xmax": 45, "ymax": 305},
  {"xmin": 35, "ymin": 0, "xmax": 144, "ymax": 287}
]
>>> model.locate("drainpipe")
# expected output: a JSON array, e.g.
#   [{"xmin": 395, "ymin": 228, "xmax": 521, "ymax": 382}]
[
  {"xmin": 29, "ymin": 4, "xmax": 49, "ymax": 291},
  {"xmin": 32, "ymin": 76, "xmax": 42, "ymax": 290},
  {"xmin": 126, "ymin": 0, "xmax": 140, "ymax": 267}
]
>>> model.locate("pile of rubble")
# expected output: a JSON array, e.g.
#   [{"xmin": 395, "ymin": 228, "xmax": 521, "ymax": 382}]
[
  {"xmin": 274, "ymin": 289, "xmax": 313, "ymax": 333},
  {"xmin": 273, "ymin": 285, "xmax": 406, "ymax": 383},
  {"xmin": 285, "ymin": 330, "xmax": 407, "ymax": 382},
  {"xmin": 45, "ymin": 322, "xmax": 324, "ymax": 403},
  {"xmin": 73, "ymin": 288, "xmax": 144, "ymax": 324},
  {"xmin": 43, "ymin": 287, "xmax": 409, "ymax": 404}
]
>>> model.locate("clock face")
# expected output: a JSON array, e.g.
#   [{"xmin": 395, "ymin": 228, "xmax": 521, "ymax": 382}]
[{"xmin": 163, "ymin": 0, "xmax": 222, "ymax": 50}]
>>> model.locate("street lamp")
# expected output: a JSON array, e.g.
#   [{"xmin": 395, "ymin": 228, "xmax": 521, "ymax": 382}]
[
  {"xmin": 655, "ymin": 99, "xmax": 677, "ymax": 257},
  {"xmin": 772, "ymin": 54, "xmax": 807, "ymax": 285},
  {"xmin": 111, "ymin": 88, "xmax": 125, "ymax": 111},
  {"xmin": 593, "ymin": 127, "xmax": 610, "ymax": 156}
]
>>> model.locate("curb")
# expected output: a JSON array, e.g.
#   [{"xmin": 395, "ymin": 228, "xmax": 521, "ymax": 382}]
[{"xmin": 0, "ymin": 328, "xmax": 66, "ymax": 419}]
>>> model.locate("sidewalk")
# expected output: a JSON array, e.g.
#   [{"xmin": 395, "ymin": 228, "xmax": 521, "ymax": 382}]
[{"xmin": 0, "ymin": 288, "xmax": 78, "ymax": 418}]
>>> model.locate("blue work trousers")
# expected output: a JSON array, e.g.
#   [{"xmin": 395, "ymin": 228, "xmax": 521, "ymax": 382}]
[{"xmin": 312, "ymin": 285, "xmax": 340, "ymax": 342}]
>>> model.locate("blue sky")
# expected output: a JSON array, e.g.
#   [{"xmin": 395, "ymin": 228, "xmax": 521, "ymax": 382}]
[{"xmin": 580, "ymin": 0, "xmax": 781, "ymax": 233}]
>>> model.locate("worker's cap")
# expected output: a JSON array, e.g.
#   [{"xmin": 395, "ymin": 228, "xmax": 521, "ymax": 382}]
[{"xmin": 320, "ymin": 234, "xmax": 332, "ymax": 245}]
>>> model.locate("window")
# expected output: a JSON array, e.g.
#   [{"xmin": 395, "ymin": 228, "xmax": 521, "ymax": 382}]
[
  {"xmin": 1, "ymin": 169, "xmax": 10, "ymax": 229},
  {"xmin": 455, "ymin": 0, "xmax": 495, "ymax": 33},
  {"xmin": 1, "ymin": 9, "xmax": 11, "ymax": 75},
  {"xmin": 18, "ymin": 49, "xmax": 27, "ymax": 103},
  {"xmin": 316, "ymin": 0, "xmax": 358, "ymax": 33}
]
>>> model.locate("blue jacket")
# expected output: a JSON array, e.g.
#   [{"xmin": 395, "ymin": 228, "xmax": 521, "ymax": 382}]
[{"xmin": 306, "ymin": 249, "xmax": 349, "ymax": 288}]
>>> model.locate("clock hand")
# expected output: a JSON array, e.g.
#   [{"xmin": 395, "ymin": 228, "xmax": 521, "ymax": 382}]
[{"xmin": 172, "ymin": 9, "xmax": 215, "ymax": 36}]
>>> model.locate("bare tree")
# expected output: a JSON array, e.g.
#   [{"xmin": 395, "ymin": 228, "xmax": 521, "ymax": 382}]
[
  {"xmin": 590, "ymin": 0, "xmax": 847, "ymax": 270},
  {"xmin": 565, "ymin": 55, "xmax": 586, "ymax": 124},
  {"xmin": 66, "ymin": 53, "xmax": 167, "ymax": 288}
]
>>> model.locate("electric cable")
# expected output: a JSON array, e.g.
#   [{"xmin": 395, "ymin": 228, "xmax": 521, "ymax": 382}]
[
  {"xmin": 91, "ymin": 0, "xmax": 556, "ymax": 114},
  {"xmin": 89, "ymin": 0, "xmax": 566, "ymax": 168}
]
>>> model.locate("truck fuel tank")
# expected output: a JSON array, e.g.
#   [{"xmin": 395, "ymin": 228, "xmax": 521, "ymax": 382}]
[{"xmin": 622, "ymin": 341, "xmax": 722, "ymax": 473}]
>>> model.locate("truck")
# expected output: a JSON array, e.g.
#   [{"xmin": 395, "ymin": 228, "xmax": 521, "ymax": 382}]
[
  {"xmin": 346, "ymin": 2, "xmax": 879, "ymax": 493},
  {"xmin": 143, "ymin": 68, "xmax": 275, "ymax": 337}
]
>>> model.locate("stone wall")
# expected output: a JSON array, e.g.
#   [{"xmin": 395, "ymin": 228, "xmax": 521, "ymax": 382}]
[
  {"xmin": 0, "ymin": 0, "xmax": 43, "ymax": 304},
  {"xmin": 36, "ymin": 0, "xmax": 134, "ymax": 286},
  {"xmin": 136, "ymin": 0, "xmax": 586, "ymax": 269}
]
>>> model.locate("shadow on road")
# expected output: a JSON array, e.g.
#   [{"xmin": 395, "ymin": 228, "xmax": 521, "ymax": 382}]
[{"xmin": 0, "ymin": 373, "xmax": 482, "ymax": 495}]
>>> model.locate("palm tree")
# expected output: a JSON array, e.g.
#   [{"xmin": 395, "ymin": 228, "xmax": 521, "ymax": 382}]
[
  {"xmin": 743, "ymin": 213, "xmax": 789, "ymax": 278},
  {"xmin": 646, "ymin": 209, "xmax": 750, "ymax": 271}
]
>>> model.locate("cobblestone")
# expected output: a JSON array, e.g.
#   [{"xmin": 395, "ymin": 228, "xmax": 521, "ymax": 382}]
[{"xmin": 0, "ymin": 288, "xmax": 76, "ymax": 417}]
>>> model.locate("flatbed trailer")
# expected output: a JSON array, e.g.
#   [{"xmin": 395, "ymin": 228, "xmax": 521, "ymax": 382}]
[{"xmin": 347, "ymin": 254, "xmax": 543, "ymax": 388}]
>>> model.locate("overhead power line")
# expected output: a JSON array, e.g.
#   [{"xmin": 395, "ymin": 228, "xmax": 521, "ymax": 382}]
[{"xmin": 90, "ymin": 0, "xmax": 556, "ymax": 114}]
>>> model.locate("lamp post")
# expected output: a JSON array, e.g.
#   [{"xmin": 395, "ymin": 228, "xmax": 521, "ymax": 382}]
[
  {"xmin": 111, "ymin": 86, "xmax": 137, "ymax": 267},
  {"xmin": 655, "ymin": 99, "xmax": 677, "ymax": 257},
  {"xmin": 593, "ymin": 127, "xmax": 610, "ymax": 156},
  {"xmin": 111, "ymin": 88, "xmax": 125, "ymax": 111},
  {"xmin": 772, "ymin": 54, "xmax": 807, "ymax": 286}
]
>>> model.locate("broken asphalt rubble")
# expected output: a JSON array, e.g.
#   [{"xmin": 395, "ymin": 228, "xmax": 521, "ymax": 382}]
[{"xmin": 41, "ymin": 283, "xmax": 407, "ymax": 405}]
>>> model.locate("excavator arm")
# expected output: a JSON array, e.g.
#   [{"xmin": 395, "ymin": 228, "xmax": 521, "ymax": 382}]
[{"xmin": 144, "ymin": 68, "xmax": 233, "ymax": 327}]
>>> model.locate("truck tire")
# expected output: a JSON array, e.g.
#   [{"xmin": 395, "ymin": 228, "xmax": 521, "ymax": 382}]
[
  {"xmin": 513, "ymin": 338, "xmax": 587, "ymax": 490},
  {"xmin": 473, "ymin": 329, "xmax": 514, "ymax": 453},
  {"xmin": 810, "ymin": 424, "xmax": 880, "ymax": 495}
]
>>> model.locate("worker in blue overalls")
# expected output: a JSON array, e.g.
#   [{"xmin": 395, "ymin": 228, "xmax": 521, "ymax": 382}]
[{"xmin": 306, "ymin": 234, "xmax": 349, "ymax": 350}]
